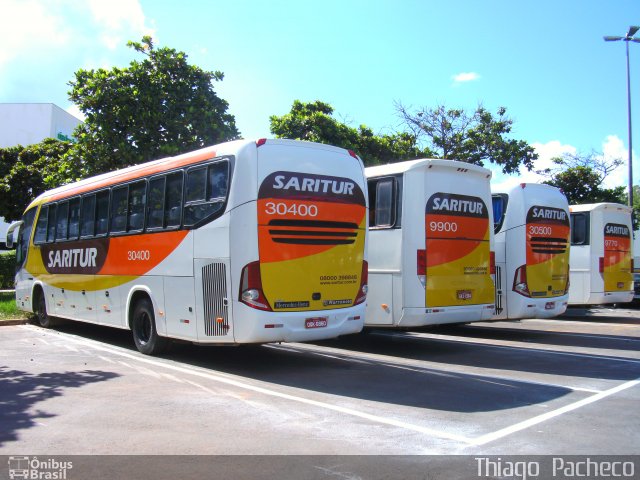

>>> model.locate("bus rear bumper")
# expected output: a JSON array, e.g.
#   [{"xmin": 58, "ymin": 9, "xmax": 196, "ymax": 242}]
[
  {"xmin": 397, "ymin": 304, "xmax": 495, "ymax": 327},
  {"xmin": 228, "ymin": 304, "xmax": 366, "ymax": 344},
  {"xmin": 580, "ymin": 291, "xmax": 634, "ymax": 306}
]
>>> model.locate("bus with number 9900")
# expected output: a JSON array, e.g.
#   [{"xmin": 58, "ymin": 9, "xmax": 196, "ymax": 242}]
[{"xmin": 365, "ymin": 159, "xmax": 495, "ymax": 327}]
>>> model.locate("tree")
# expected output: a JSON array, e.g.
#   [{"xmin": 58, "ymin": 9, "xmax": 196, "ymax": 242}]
[
  {"xmin": 396, "ymin": 103, "xmax": 538, "ymax": 174},
  {"xmin": 540, "ymin": 151, "xmax": 626, "ymax": 205},
  {"xmin": 0, "ymin": 139, "xmax": 77, "ymax": 221},
  {"xmin": 270, "ymin": 100, "xmax": 430, "ymax": 166},
  {"xmin": 68, "ymin": 36, "xmax": 239, "ymax": 176}
]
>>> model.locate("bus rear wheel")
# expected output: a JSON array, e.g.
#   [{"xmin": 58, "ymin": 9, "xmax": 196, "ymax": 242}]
[{"xmin": 131, "ymin": 298, "xmax": 169, "ymax": 355}]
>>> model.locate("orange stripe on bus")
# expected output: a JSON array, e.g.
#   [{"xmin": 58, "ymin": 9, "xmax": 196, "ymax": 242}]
[{"xmin": 98, "ymin": 230, "xmax": 189, "ymax": 275}]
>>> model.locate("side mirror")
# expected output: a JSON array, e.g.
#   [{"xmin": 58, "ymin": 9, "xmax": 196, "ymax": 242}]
[{"xmin": 5, "ymin": 221, "xmax": 23, "ymax": 249}]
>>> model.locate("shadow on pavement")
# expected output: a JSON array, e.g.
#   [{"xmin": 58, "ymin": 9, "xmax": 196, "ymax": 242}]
[{"xmin": 0, "ymin": 366, "xmax": 119, "ymax": 446}]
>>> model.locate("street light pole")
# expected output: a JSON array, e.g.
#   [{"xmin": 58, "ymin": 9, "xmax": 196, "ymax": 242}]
[
  {"xmin": 604, "ymin": 26, "xmax": 640, "ymax": 208},
  {"xmin": 626, "ymin": 38, "xmax": 633, "ymax": 208}
]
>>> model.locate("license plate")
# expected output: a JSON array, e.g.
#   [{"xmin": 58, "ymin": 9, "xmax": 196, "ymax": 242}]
[
  {"xmin": 305, "ymin": 317, "xmax": 328, "ymax": 329},
  {"xmin": 457, "ymin": 290, "xmax": 472, "ymax": 300},
  {"xmin": 545, "ymin": 301, "xmax": 555, "ymax": 310}
]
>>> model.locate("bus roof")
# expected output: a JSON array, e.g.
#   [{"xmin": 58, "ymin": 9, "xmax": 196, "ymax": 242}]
[
  {"xmin": 27, "ymin": 138, "xmax": 360, "ymax": 209},
  {"xmin": 569, "ymin": 202, "xmax": 632, "ymax": 214},
  {"xmin": 491, "ymin": 182, "xmax": 563, "ymax": 196},
  {"xmin": 365, "ymin": 158, "xmax": 492, "ymax": 178}
]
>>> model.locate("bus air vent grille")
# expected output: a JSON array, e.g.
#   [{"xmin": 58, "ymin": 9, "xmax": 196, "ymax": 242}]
[
  {"xmin": 202, "ymin": 262, "xmax": 230, "ymax": 336},
  {"xmin": 267, "ymin": 219, "xmax": 358, "ymax": 246},
  {"xmin": 530, "ymin": 236, "xmax": 567, "ymax": 254}
]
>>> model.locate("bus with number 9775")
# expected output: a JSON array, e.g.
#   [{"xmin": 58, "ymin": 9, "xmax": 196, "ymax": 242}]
[{"xmin": 6, "ymin": 139, "xmax": 369, "ymax": 354}]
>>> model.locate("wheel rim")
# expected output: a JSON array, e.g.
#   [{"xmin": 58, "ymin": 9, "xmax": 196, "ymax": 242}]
[{"xmin": 135, "ymin": 311, "xmax": 152, "ymax": 345}]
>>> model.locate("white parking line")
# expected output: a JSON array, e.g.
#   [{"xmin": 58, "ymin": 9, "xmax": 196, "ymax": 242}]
[
  {"xmin": 375, "ymin": 331, "xmax": 640, "ymax": 364},
  {"xmin": 470, "ymin": 378, "xmax": 640, "ymax": 446},
  {"xmin": 38, "ymin": 327, "xmax": 474, "ymax": 444},
  {"xmin": 278, "ymin": 343, "xmax": 603, "ymax": 394},
  {"xmin": 18, "ymin": 325, "xmax": 640, "ymax": 448}
]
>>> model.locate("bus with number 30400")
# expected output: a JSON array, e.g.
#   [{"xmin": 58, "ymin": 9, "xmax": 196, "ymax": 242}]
[{"xmin": 6, "ymin": 139, "xmax": 369, "ymax": 354}]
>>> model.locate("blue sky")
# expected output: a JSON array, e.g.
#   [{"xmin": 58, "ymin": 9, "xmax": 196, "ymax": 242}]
[{"xmin": 1, "ymin": 0, "xmax": 640, "ymax": 187}]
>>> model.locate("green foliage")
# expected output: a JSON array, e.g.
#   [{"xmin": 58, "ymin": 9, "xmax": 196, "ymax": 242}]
[
  {"xmin": 397, "ymin": 103, "xmax": 538, "ymax": 174},
  {"xmin": 541, "ymin": 152, "xmax": 626, "ymax": 206},
  {"xmin": 0, "ymin": 250, "xmax": 15, "ymax": 289},
  {"xmin": 270, "ymin": 100, "xmax": 430, "ymax": 166},
  {"xmin": 544, "ymin": 166, "xmax": 626, "ymax": 204},
  {"xmin": 0, "ymin": 139, "xmax": 77, "ymax": 221},
  {"xmin": 68, "ymin": 36, "xmax": 239, "ymax": 176}
]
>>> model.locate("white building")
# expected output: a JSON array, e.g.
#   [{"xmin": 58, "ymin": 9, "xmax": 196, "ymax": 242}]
[
  {"xmin": 1, "ymin": 103, "xmax": 82, "ymax": 246},
  {"xmin": 0, "ymin": 103, "xmax": 81, "ymax": 148}
]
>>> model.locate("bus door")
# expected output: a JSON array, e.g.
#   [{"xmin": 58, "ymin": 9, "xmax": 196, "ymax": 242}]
[
  {"xmin": 255, "ymin": 145, "xmax": 367, "ymax": 314},
  {"xmin": 424, "ymin": 192, "xmax": 494, "ymax": 308}
]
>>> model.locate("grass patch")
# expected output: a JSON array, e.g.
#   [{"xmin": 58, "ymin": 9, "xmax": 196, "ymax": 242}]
[{"xmin": 0, "ymin": 291, "xmax": 24, "ymax": 320}]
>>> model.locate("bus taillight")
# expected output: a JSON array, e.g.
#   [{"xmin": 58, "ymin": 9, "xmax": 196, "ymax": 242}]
[
  {"xmin": 417, "ymin": 249, "xmax": 426, "ymax": 288},
  {"xmin": 490, "ymin": 251, "xmax": 496, "ymax": 275},
  {"xmin": 239, "ymin": 261, "xmax": 272, "ymax": 311},
  {"xmin": 599, "ymin": 256, "xmax": 605, "ymax": 274},
  {"xmin": 354, "ymin": 260, "xmax": 368, "ymax": 305},
  {"xmin": 513, "ymin": 264, "xmax": 530, "ymax": 297}
]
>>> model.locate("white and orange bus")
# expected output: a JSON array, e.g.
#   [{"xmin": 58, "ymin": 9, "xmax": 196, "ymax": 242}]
[
  {"xmin": 6, "ymin": 139, "xmax": 368, "ymax": 354},
  {"xmin": 491, "ymin": 183, "xmax": 570, "ymax": 320},
  {"xmin": 568, "ymin": 203, "xmax": 633, "ymax": 305},
  {"xmin": 365, "ymin": 159, "xmax": 495, "ymax": 327}
]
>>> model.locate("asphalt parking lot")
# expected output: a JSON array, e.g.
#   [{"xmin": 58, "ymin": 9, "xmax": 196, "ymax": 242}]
[{"xmin": 0, "ymin": 307, "xmax": 639, "ymax": 476}]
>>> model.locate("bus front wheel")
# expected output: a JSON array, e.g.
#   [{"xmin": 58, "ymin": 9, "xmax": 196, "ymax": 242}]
[
  {"xmin": 131, "ymin": 298, "xmax": 169, "ymax": 355},
  {"xmin": 34, "ymin": 289, "xmax": 55, "ymax": 328}
]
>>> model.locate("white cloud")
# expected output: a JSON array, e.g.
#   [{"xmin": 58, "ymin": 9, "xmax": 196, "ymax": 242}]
[
  {"xmin": 599, "ymin": 134, "xmax": 635, "ymax": 190},
  {"xmin": 452, "ymin": 72, "xmax": 480, "ymax": 84},
  {"xmin": 87, "ymin": 0, "xmax": 154, "ymax": 50},
  {"xmin": 491, "ymin": 140, "xmax": 576, "ymax": 189},
  {"xmin": 491, "ymin": 136, "xmax": 638, "ymax": 192},
  {"xmin": 0, "ymin": 0, "xmax": 155, "ymax": 110},
  {"xmin": 0, "ymin": 0, "xmax": 71, "ymax": 69},
  {"xmin": 0, "ymin": 0, "xmax": 154, "ymax": 71}
]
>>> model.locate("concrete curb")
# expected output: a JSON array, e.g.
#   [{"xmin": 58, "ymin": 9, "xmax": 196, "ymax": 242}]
[{"xmin": 0, "ymin": 318, "xmax": 29, "ymax": 326}]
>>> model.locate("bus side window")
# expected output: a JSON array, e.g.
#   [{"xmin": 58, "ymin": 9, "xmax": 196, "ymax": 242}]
[
  {"xmin": 55, "ymin": 201, "xmax": 70, "ymax": 241},
  {"xmin": 166, "ymin": 171, "xmax": 183, "ymax": 228},
  {"xmin": 184, "ymin": 161, "xmax": 228, "ymax": 227},
  {"xmin": 492, "ymin": 195, "xmax": 507, "ymax": 233},
  {"xmin": 127, "ymin": 181, "xmax": 146, "ymax": 231},
  {"xmin": 110, "ymin": 186, "xmax": 128, "ymax": 234},
  {"xmin": 46, "ymin": 204, "xmax": 57, "ymax": 243},
  {"xmin": 16, "ymin": 208, "xmax": 36, "ymax": 270},
  {"xmin": 148, "ymin": 176, "xmax": 166, "ymax": 230},
  {"xmin": 80, "ymin": 194, "xmax": 96, "ymax": 237},
  {"xmin": 95, "ymin": 190, "xmax": 110, "ymax": 236},
  {"xmin": 373, "ymin": 178, "xmax": 395, "ymax": 228},
  {"xmin": 570, "ymin": 212, "xmax": 589, "ymax": 245},
  {"xmin": 68, "ymin": 197, "xmax": 80, "ymax": 240},
  {"xmin": 208, "ymin": 161, "xmax": 229, "ymax": 199},
  {"xmin": 34, "ymin": 205, "xmax": 49, "ymax": 244}
]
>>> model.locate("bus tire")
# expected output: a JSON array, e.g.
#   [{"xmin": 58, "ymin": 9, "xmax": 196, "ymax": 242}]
[
  {"xmin": 131, "ymin": 298, "xmax": 169, "ymax": 355},
  {"xmin": 34, "ymin": 288, "xmax": 55, "ymax": 328}
]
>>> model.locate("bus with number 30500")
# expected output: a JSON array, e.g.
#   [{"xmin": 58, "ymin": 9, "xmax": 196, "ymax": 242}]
[{"xmin": 6, "ymin": 139, "xmax": 369, "ymax": 354}]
